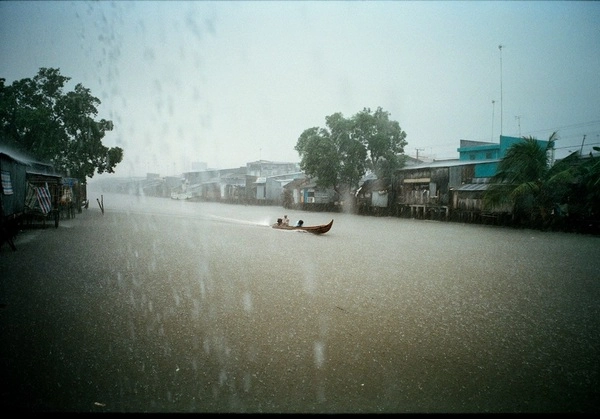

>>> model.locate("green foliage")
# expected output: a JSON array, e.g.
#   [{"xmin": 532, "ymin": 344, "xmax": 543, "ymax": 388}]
[
  {"xmin": 484, "ymin": 132, "xmax": 600, "ymax": 228},
  {"xmin": 295, "ymin": 107, "xmax": 407, "ymax": 195},
  {"xmin": 559, "ymin": 146, "xmax": 600, "ymax": 219},
  {"xmin": 581, "ymin": 147, "xmax": 600, "ymax": 206},
  {"xmin": 295, "ymin": 124, "xmax": 352, "ymax": 194},
  {"xmin": 352, "ymin": 107, "xmax": 407, "ymax": 178},
  {"xmin": 0, "ymin": 68, "xmax": 123, "ymax": 181},
  {"xmin": 484, "ymin": 134, "xmax": 556, "ymax": 222}
]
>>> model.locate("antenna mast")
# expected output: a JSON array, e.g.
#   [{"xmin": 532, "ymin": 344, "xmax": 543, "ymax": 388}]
[
  {"xmin": 499, "ymin": 44, "xmax": 504, "ymax": 137},
  {"xmin": 515, "ymin": 115, "xmax": 523, "ymax": 137},
  {"xmin": 491, "ymin": 100, "xmax": 495, "ymax": 141}
]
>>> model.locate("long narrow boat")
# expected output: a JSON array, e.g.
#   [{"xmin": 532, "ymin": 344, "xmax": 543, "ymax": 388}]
[{"xmin": 272, "ymin": 219, "xmax": 333, "ymax": 235}]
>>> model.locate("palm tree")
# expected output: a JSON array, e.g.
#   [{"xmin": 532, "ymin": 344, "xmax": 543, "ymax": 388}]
[
  {"xmin": 560, "ymin": 146, "xmax": 600, "ymax": 230},
  {"xmin": 483, "ymin": 133, "xmax": 557, "ymax": 226},
  {"xmin": 580, "ymin": 147, "xmax": 600, "ymax": 217}
]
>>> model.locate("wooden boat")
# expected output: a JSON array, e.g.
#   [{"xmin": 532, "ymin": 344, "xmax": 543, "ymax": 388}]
[{"xmin": 272, "ymin": 219, "xmax": 333, "ymax": 235}]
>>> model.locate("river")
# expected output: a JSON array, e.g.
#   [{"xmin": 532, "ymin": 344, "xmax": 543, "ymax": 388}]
[{"xmin": 1, "ymin": 189, "xmax": 599, "ymax": 412}]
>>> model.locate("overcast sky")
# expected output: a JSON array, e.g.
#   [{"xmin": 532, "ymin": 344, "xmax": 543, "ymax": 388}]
[{"xmin": 1, "ymin": 1, "xmax": 599, "ymax": 178}]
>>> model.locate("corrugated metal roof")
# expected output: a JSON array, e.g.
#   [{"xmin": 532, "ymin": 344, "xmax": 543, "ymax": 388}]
[
  {"xmin": 456, "ymin": 183, "xmax": 490, "ymax": 191},
  {"xmin": 0, "ymin": 151, "xmax": 28, "ymax": 165},
  {"xmin": 400, "ymin": 159, "xmax": 500, "ymax": 170}
]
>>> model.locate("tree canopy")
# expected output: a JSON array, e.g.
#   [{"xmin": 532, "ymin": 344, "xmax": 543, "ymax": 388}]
[
  {"xmin": 0, "ymin": 67, "xmax": 122, "ymax": 181},
  {"xmin": 295, "ymin": 107, "xmax": 407, "ymax": 197},
  {"xmin": 353, "ymin": 107, "xmax": 407, "ymax": 178}
]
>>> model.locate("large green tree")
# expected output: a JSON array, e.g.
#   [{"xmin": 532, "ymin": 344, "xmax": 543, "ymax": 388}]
[
  {"xmin": 295, "ymin": 107, "xmax": 407, "ymax": 198},
  {"xmin": 295, "ymin": 113, "xmax": 366, "ymax": 199},
  {"xmin": 0, "ymin": 67, "xmax": 122, "ymax": 181},
  {"xmin": 352, "ymin": 107, "xmax": 407, "ymax": 179}
]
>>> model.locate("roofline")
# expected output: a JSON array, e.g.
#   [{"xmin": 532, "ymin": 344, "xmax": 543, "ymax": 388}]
[{"xmin": 397, "ymin": 159, "xmax": 500, "ymax": 170}]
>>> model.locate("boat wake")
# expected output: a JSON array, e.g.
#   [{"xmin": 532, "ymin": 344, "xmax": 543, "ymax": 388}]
[{"xmin": 207, "ymin": 214, "xmax": 271, "ymax": 227}]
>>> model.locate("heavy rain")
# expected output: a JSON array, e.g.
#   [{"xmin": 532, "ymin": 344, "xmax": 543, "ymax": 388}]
[
  {"xmin": 2, "ymin": 1, "xmax": 600, "ymax": 414},
  {"xmin": 2, "ymin": 189, "xmax": 599, "ymax": 412}
]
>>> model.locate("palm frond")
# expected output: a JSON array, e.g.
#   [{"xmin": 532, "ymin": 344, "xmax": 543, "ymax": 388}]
[{"xmin": 511, "ymin": 181, "xmax": 539, "ymax": 200}]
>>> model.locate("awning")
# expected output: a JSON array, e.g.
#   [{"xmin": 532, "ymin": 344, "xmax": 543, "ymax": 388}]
[
  {"xmin": 404, "ymin": 178, "xmax": 430, "ymax": 184},
  {"xmin": 456, "ymin": 183, "xmax": 490, "ymax": 191}
]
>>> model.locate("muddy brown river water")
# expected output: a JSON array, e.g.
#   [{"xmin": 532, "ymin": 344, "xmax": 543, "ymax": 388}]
[{"xmin": 1, "ymin": 190, "xmax": 599, "ymax": 412}]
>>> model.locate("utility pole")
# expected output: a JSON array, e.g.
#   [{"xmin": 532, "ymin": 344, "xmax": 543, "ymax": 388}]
[
  {"xmin": 499, "ymin": 44, "xmax": 504, "ymax": 137},
  {"xmin": 415, "ymin": 148, "xmax": 424, "ymax": 161},
  {"xmin": 515, "ymin": 115, "xmax": 523, "ymax": 137},
  {"xmin": 580, "ymin": 134, "xmax": 586, "ymax": 155}
]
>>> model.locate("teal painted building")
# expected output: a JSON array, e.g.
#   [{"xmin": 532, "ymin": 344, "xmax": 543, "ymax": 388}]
[{"xmin": 457, "ymin": 135, "xmax": 550, "ymax": 178}]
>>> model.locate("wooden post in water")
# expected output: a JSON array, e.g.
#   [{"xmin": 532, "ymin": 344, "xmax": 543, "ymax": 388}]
[{"xmin": 96, "ymin": 194, "xmax": 104, "ymax": 215}]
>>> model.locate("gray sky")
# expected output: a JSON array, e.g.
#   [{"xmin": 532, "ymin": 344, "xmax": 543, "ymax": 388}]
[{"xmin": 1, "ymin": 1, "xmax": 599, "ymax": 178}]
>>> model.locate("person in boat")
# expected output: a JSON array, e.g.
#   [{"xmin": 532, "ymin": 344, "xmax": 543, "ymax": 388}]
[
  {"xmin": 283, "ymin": 215, "xmax": 290, "ymax": 226},
  {"xmin": 276, "ymin": 218, "xmax": 283, "ymax": 226},
  {"xmin": 295, "ymin": 219, "xmax": 304, "ymax": 227}
]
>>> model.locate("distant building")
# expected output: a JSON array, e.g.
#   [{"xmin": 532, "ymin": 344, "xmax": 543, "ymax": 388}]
[
  {"xmin": 390, "ymin": 135, "xmax": 551, "ymax": 220},
  {"xmin": 246, "ymin": 160, "xmax": 299, "ymax": 178},
  {"xmin": 191, "ymin": 161, "xmax": 208, "ymax": 171}
]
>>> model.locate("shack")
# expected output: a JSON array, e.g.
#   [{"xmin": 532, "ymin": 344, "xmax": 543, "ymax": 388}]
[
  {"xmin": 1, "ymin": 151, "xmax": 28, "ymax": 219},
  {"xmin": 23, "ymin": 159, "xmax": 63, "ymax": 228},
  {"xmin": 1, "ymin": 151, "xmax": 28, "ymax": 249}
]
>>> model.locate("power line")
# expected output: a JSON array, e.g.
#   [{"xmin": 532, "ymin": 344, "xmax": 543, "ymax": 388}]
[
  {"xmin": 555, "ymin": 141, "xmax": 600, "ymax": 150},
  {"xmin": 413, "ymin": 121, "xmax": 600, "ymax": 158},
  {"xmin": 523, "ymin": 120, "xmax": 600, "ymax": 137}
]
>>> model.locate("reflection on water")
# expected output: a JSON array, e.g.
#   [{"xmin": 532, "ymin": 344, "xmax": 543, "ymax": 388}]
[{"xmin": 1, "ymin": 190, "xmax": 599, "ymax": 413}]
